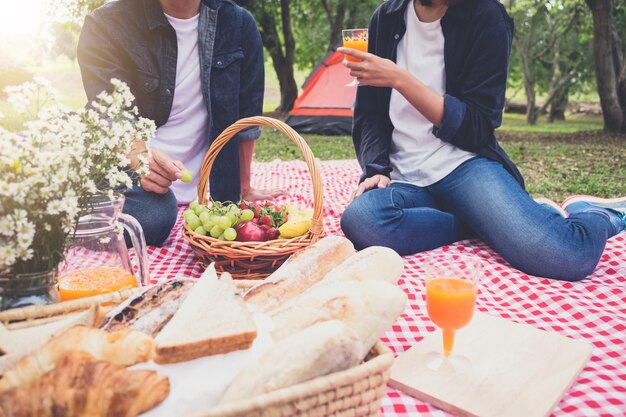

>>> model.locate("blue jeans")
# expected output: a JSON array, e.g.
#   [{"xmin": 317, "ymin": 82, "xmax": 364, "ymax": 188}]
[
  {"xmin": 340, "ymin": 157, "xmax": 614, "ymax": 281},
  {"xmin": 122, "ymin": 186, "xmax": 178, "ymax": 247}
]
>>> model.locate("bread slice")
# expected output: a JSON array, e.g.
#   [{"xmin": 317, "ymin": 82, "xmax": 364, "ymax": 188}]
[{"xmin": 154, "ymin": 265, "xmax": 257, "ymax": 364}]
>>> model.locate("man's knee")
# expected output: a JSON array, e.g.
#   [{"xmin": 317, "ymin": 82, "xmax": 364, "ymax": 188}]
[{"xmin": 123, "ymin": 188, "xmax": 178, "ymax": 247}]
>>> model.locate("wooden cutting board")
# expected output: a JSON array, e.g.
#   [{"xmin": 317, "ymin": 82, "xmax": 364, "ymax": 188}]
[{"xmin": 389, "ymin": 312, "xmax": 592, "ymax": 417}]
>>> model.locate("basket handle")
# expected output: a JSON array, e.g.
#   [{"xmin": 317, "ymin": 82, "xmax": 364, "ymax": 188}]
[{"xmin": 197, "ymin": 116, "xmax": 324, "ymax": 240}]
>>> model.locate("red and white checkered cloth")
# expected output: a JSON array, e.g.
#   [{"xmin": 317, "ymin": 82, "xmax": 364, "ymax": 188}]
[{"xmin": 138, "ymin": 160, "xmax": 626, "ymax": 417}]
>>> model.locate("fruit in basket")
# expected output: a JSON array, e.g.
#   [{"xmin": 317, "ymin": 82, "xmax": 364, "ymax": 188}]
[
  {"xmin": 185, "ymin": 200, "xmax": 290, "ymax": 241},
  {"xmin": 235, "ymin": 221, "xmax": 269, "ymax": 242},
  {"xmin": 278, "ymin": 206, "xmax": 314, "ymax": 238}
]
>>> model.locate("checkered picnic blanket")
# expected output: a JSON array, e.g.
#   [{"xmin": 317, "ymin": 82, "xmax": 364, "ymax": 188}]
[{"xmin": 138, "ymin": 159, "xmax": 626, "ymax": 417}]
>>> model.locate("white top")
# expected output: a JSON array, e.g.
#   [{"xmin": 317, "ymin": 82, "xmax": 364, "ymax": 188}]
[
  {"xmin": 150, "ymin": 13, "xmax": 210, "ymax": 203},
  {"xmin": 388, "ymin": 5, "xmax": 475, "ymax": 187}
]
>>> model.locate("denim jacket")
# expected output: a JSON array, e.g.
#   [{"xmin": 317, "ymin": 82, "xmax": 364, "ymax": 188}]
[
  {"xmin": 354, "ymin": 0, "xmax": 524, "ymax": 187},
  {"xmin": 77, "ymin": 0, "xmax": 264, "ymax": 202}
]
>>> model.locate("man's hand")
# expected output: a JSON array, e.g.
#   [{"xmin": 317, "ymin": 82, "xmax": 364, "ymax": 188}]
[
  {"xmin": 337, "ymin": 47, "xmax": 405, "ymax": 88},
  {"xmin": 351, "ymin": 174, "xmax": 390, "ymax": 201},
  {"xmin": 141, "ymin": 148, "xmax": 186, "ymax": 194}
]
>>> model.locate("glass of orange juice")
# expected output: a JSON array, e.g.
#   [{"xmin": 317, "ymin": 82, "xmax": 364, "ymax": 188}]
[
  {"xmin": 342, "ymin": 28, "xmax": 368, "ymax": 86},
  {"xmin": 423, "ymin": 254, "xmax": 482, "ymax": 370}
]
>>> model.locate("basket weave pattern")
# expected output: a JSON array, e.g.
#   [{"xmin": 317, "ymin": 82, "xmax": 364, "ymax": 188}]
[
  {"xmin": 195, "ymin": 342, "xmax": 393, "ymax": 417},
  {"xmin": 183, "ymin": 116, "xmax": 325, "ymax": 279}
]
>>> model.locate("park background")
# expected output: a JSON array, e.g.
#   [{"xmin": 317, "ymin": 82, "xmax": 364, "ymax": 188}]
[{"xmin": 0, "ymin": 0, "xmax": 624, "ymax": 201}]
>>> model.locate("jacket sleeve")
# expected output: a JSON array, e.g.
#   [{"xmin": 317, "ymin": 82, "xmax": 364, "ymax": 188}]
[
  {"xmin": 235, "ymin": 8, "xmax": 264, "ymax": 142},
  {"xmin": 433, "ymin": 6, "xmax": 513, "ymax": 151},
  {"xmin": 77, "ymin": 11, "xmax": 133, "ymax": 105},
  {"xmin": 352, "ymin": 8, "xmax": 393, "ymax": 183}
]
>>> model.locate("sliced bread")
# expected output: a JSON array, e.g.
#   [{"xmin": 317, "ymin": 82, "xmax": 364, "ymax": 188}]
[{"xmin": 154, "ymin": 266, "xmax": 256, "ymax": 364}]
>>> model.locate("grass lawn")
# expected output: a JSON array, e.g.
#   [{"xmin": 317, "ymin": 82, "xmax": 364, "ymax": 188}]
[
  {"xmin": 2, "ymin": 58, "xmax": 625, "ymax": 202},
  {"xmin": 256, "ymin": 115, "xmax": 625, "ymax": 202}
]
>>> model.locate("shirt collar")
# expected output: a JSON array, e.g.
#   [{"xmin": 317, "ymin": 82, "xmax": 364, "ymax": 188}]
[
  {"xmin": 143, "ymin": 0, "xmax": 225, "ymax": 31},
  {"xmin": 383, "ymin": 0, "xmax": 471, "ymax": 22}
]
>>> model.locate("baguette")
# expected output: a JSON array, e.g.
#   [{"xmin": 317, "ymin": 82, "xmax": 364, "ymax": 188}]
[
  {"xmin": 270, "ymin": 279, "xmax": 407, "ymax": 359},
  {"xmin": 154, "ymin": 266, "xmax": 256, "ymax": 364},
  {"xmin": 319, "ymin": 245, "xmax": 404, "ymax": 285},
  {"xmin": 244, "ymin": 236, "xmax": 355, "ymax": 312},
  {"xmin": 220, "ymin": 320, "xmax": 362, "ymax": 403}
]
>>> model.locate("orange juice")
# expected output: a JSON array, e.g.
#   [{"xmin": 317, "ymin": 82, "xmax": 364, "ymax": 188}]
[
  {"xmin": 343, "ymin": 39, "xmax": 368, "ymax": 62},
  {"xmin": 58, "ymin": 267, "xmax": 138, "ymax": 301},
  {"xmin": 426, "ymin": 277, "xmax": 477, "ymax": 357}
]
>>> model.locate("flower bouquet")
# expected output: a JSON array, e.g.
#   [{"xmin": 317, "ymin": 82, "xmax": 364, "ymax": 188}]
[{"xmin": 0, "ymin": 78, "xmax": 155, "ymax": 310}]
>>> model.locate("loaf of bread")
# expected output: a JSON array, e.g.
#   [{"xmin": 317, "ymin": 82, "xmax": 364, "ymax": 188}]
[
  {"xmin": 0, "ymin": 326, "xmax": 154, "ymax": 391},
  {"xmin": 220, "ymin": 320, "xmax": 362, "ymax": 403},
  {"xmin": 319, "ymin": 245, "xmax": 404, "ymax": 285},
  {"xmin": 244, "ymin": 236, "xmax": 355, "ymax": 312},
  {"xmin": 270, "ymin": 279, "xmax": 407, "ymax": 359},
  {"xmin": 154, "ymin": 267, "xmax": 256, "ymax": 364}
]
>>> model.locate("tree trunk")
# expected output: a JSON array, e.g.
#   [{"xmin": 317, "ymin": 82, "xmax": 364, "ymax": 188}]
[
  {"xmin": 585, "ymin": 0, "xmax": 624, "ymax": 132},
  {"xmin": 548, "ymin": 86, "xmax": 569, "ymax": 122},
  {"xmin": 321, "ymin": 0, "xmax": 347, "ymax": 51},
  {"xmin": 253, "ymin": 0, "xmax": 298, "ymax": 112}
]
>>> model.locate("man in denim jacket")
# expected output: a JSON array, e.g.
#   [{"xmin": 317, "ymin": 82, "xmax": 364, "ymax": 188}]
[
  {"xmin": 78, "ymin": 0, "xmax": 275, "ymax": 245},
  {"xmin": 338, "ymin": 0, "xmax": 626, "ymax": 281}
]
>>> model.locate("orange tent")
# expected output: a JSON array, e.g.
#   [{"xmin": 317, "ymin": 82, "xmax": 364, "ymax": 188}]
[{"xmin": 285, "ymin": 50, "xmax": 355, "ymax": 136}]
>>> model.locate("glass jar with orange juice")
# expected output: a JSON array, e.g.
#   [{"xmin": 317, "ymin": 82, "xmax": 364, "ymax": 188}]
[{"xmin": 58, "ymin": 193, "xmax": 149, "ymax": 301}]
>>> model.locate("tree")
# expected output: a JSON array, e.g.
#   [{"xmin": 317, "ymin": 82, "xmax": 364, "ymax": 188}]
[
  {"xmin": 585, "ymin": 0, "xmax": 626, "ymax": 133},
  {"xmin": 507, "ymin": 0, "xmax": 592, "ymax": 124},
  {"xmin": 51, "ymin": 22, "xmax": 80, "ymax": 61},
  {"xmin": 238, "ymin": 0, "xmax": 298, "ymax": 112}
]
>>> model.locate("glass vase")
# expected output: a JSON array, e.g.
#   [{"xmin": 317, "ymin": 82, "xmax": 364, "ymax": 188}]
[{"xmin": 0, "ymin": 270, "xmax": 59, "ymax": 311}]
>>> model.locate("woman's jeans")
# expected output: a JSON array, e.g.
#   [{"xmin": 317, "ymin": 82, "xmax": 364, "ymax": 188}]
[{"xmin": 341, "ymin": 157, "xmax": 614, "ymax": 281}]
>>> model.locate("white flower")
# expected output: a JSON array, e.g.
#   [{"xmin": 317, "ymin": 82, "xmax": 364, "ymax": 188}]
[{"xmin": 1, "ymin": 77, "xmax": 151, "ymax": 272}]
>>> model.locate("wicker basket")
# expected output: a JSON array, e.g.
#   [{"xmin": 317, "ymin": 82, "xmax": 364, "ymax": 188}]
[
  {"xmin": 2, "ymin": 296, "xmax": 395, "ymax": 417},
  {"xmin": 182, "ymin": 116, "xmax": 325, "ymax": 280},
  {"xmin": 195, "ymin": 342, "xmax": 394, "ymax": 417}
]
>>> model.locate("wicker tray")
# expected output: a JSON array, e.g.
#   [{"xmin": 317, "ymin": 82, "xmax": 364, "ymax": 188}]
[
  {"xmin": 182, "ymin": 116, "xmax": 325, "ymax": 280},
  {"xmin": 1, "ymin": 294, "xmax": 394, "ymax": 417}
]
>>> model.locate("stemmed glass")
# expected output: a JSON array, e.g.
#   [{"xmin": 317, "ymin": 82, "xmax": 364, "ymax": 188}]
[
  {"xmin": 341, "ymin": 28, "xmax": 368, "ymax": 87},
  {"xmin": 423, "ymin": 254, "xmax": 482, "ymax": 371}
]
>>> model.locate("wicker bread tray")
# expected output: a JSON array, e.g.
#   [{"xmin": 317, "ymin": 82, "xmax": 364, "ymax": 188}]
[
  {"xmin": 182, "ymin": 116, "xmax": 325, "ymax": 280},
  {"xmin": 1, "ymin": 293, "xmax": 394, "ymax": 417}
]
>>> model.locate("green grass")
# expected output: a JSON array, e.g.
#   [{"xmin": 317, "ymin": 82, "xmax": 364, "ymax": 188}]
[
  {"xmin": 500, "ymin": 113, "xmax": 603, "ymax": 134},
  {"xmin": 255, "ymin": 123, "xmax": 626, "ymax": 202}
]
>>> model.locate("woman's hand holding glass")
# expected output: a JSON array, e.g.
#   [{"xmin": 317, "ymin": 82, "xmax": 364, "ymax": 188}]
[{"xmin": 338, "ymin": 47, "xmax": 405, "ymax": 89}]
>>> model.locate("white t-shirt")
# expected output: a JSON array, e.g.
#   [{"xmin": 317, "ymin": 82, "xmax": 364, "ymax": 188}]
[
  {"xmin": 150, "ymin": 13, "xmax": 210, "ymax": 203},
  {"xmin": 388, "ymin": 5, "xmax": 475, "ymax": 187}
]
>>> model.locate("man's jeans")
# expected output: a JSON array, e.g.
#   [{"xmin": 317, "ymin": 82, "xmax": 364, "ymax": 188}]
[
  {"xmin": 123, "ymin": 186, "xmax": 178, "ymax": 247},
  {"xmin": 341, "ymin": 157, "xmax": 614, "ymax": 281}
]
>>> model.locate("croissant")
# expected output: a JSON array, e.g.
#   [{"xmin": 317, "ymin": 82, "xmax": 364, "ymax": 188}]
[
  {"xmin": 0, "ymin": 351, "xmax": 169, "ymax": 417},
  {"xmin": 0, "ymin": 326, "xmax": 154, "ymax": 391}
]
